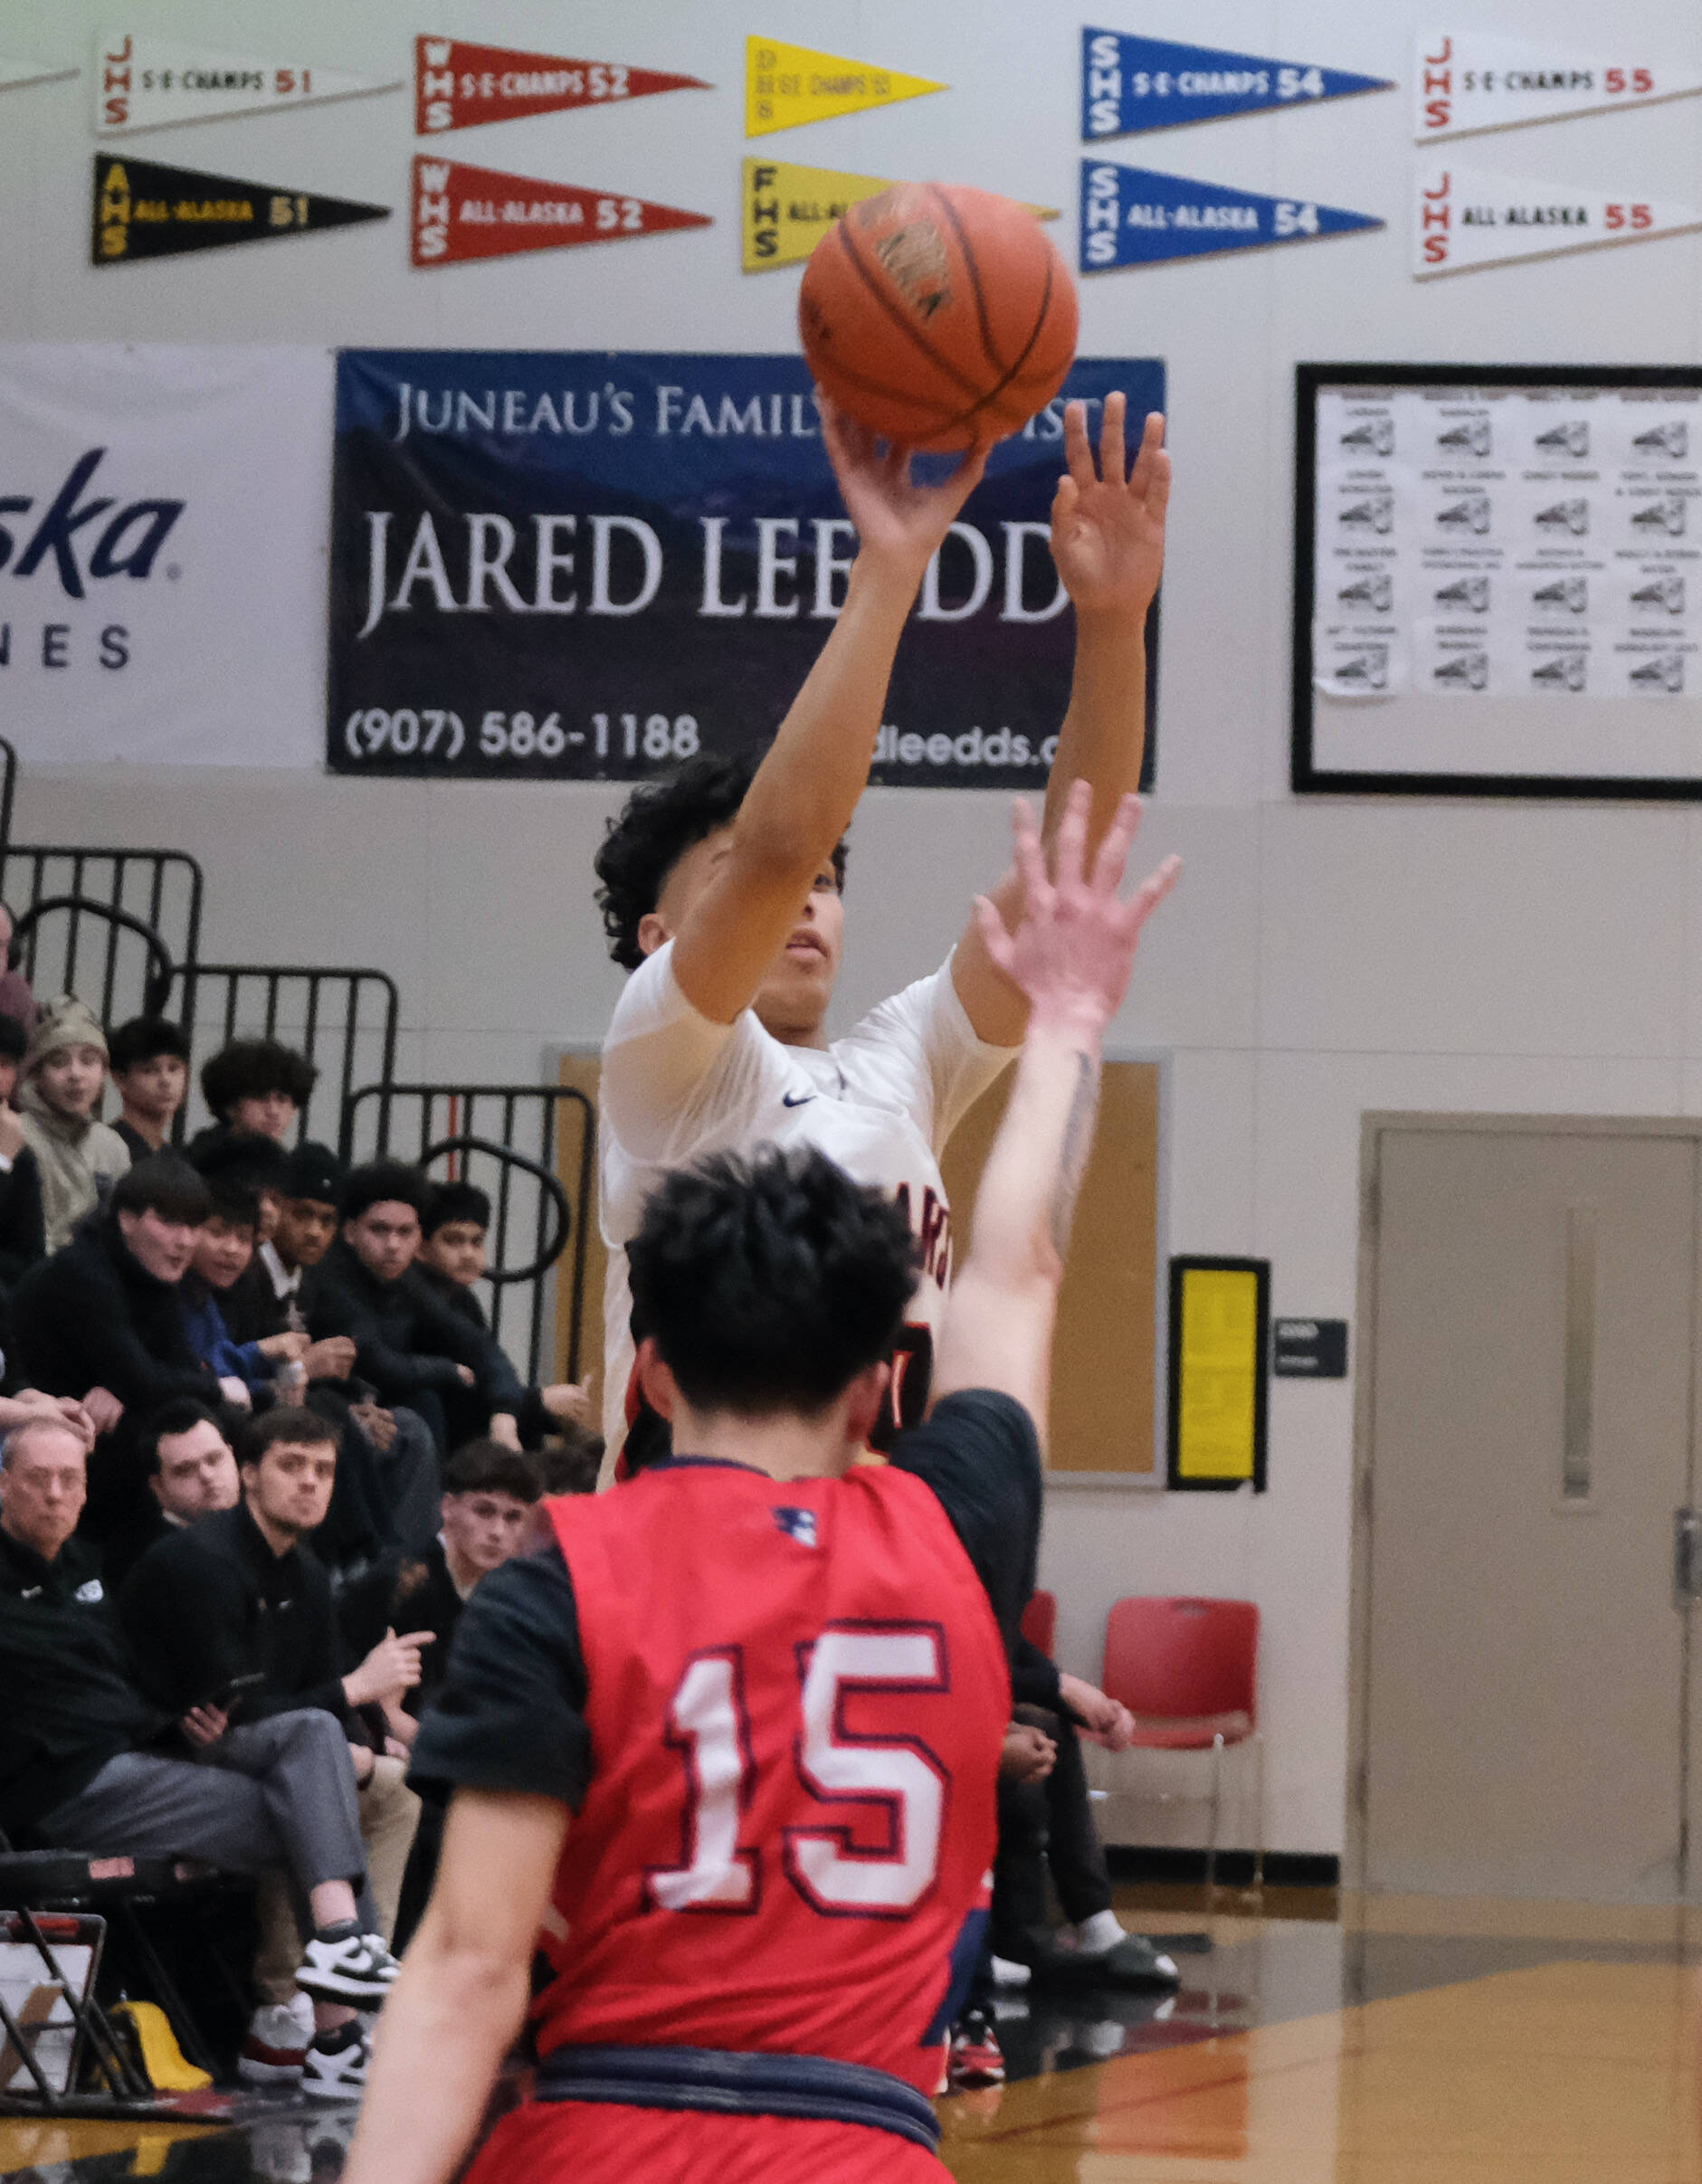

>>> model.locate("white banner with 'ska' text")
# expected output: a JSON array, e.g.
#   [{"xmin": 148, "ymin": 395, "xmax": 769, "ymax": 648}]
[{"xmin": 0, "ymin": 345, "xmax": 330, "ymax": 766}]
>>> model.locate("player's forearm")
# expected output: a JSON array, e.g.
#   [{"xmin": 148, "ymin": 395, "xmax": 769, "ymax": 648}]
[
  {"xmin": 344, "ymin": 1938, "xmax": 530, "ymax": 2184},
  {"xmin": 968, "ymin": 1004, "xmax": 1106, "ymax": 1288},
  {"xmin": 729, "ymin": 551, "xmax": 917, "ymax": 879},
  {"xmin": 1043, "ymin": 611, "xmax": 1148, "ymax": 850}
]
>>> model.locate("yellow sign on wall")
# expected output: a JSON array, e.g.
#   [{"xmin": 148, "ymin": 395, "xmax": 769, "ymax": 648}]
[
  {"xmin": 1169, "ymin": 1259, "xmax": 1269, "ymax": 1489},
  {"xmin": 742, "ymin": 157, "xmax": 1057, "ymax": 271},
  {"xmin": 746, "ymin": 37, "xmax": 945, "ymax": 137}
]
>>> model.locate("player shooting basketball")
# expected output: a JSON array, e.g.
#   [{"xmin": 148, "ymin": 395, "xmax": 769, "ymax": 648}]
[
  {"xmin": 343, "ymin": 781, "xmax": 1179, "ymax": 2183},
  {"xmin": 592, "ymin": 391, "xmax": 1169, "ymax": 1469}
]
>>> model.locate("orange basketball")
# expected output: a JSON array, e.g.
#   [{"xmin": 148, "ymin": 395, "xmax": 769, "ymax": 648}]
[{"xmin": 799, "ymin": 183, "xmax": 1078, "ymax": 453}]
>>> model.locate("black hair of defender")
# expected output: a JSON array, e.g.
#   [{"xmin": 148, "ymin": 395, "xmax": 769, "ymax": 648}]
[{"xmin": 628, "ymin": 1144, "xmax": 918, "ymax": 1417}]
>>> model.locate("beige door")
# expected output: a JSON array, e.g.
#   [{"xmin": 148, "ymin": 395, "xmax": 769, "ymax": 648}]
[{"xmin": 1360, "ymin": 1122, "xmax": 1700, "ymax": 1901}]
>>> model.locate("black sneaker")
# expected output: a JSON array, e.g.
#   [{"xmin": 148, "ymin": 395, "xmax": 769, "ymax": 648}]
[
  {"xmin": 296, "ymin": 1926, "xmax": 401, "ymax": 2004},
  {"xmin": 301, "ymin": 2022, "xmax": 370, "ymax": 2102}
]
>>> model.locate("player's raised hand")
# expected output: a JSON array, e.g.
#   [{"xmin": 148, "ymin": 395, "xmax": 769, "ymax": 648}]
[
  {"xmin": 974, "ymin": 779, "xmax": 1180, "ymax": 1031},
  {"xmin": 820, "ymin": 394, "xmax": 994, "ymax": 584},
  {"xmin": 1050, "ymin": 394, "xmax": 1169, "ymax": 620}
]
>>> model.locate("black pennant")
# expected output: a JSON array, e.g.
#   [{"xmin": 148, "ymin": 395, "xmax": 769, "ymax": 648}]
[{"xmin": 93, "ymin": 153, "xmax": 388, "ymax": 265}]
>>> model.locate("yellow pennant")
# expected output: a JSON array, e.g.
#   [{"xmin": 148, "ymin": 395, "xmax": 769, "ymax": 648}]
[
  {"xmin": 746, "ymin": 37, "xmax": 945, "ymax": 137},
  {"xmin": 741, "ymin": 158, "xmax": 1058, "ymax": 271}
]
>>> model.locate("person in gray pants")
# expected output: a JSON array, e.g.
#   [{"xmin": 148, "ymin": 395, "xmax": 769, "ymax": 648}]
[{"xmin": 0, "ymin": 1416, "xmax": 402, "ymax": 2099}]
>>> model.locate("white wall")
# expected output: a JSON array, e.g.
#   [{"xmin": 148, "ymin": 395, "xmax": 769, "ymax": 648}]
[{"xmin": 5, "ymin": 0, "xmax": 1701, "ymax": 1855}]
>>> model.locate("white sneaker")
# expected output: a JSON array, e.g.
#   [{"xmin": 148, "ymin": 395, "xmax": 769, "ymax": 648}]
[
  {"xmin": 297, "ymin": 1928, "xmax": 401, "ymax": 2004},
  {"xmin": 238, "ymin": 2003, "xmax": 309, "ymax": 2084},
  {"xmin": 302, "ymin": 2026, "xmax": 370, "ymax": 2101},
  {"xmin": 990, "ymin": 1954, "xmax": 1032, "ymax": 1989}
]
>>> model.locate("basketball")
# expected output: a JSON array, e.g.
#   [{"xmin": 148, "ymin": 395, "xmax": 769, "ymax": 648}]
[{"xmin": 798, "ymin": 183, "xmax": 1079, "ymax": 452}]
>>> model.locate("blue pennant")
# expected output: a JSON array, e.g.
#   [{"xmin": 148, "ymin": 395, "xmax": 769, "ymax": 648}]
[
  {"xmin": 1082, "ymin": 29, "xmax": 1393, "ymax": 139},
  {"xmin": 1080, "ymin": 161, "xmax": 1383, "ymax": 271}
]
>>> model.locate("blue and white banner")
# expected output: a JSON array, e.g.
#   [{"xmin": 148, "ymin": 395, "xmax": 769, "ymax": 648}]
[
  {"xmin": 1082, "ymin": 29, "xmax": 1392, "ymax": 138},
  {"xmin": 0, "ymin": 344, "xmax": 329, "ymax": 767},
  {"xmin": 328, "ymin": 351, "xmax": 1164, "ymax": 787},
  {"xmin": 1081, "ymin": 161, "xmax": 1382, "ymax": 271}
]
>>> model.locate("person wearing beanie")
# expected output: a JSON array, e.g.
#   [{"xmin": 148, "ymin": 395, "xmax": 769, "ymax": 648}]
[{"xmin": 19, "ymin": 995, "xmax": 130, "ymax": 1253}]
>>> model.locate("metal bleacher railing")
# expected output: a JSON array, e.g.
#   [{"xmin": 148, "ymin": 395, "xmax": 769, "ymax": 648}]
[{"xmin": 0, "ymin": 738, "xmax": 589, "ymax": 1383}]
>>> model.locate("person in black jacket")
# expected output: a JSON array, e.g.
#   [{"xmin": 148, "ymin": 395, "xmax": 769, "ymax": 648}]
[
  {"xmin": 118, "ymin": 1406, "xmax": 427, "ymax": 2079},
  {"xmin": 416, "ymin": 1182, "xmax": 592, "ymax": 1448},
  {"xmin": 10, "ymin": 1155, "xmax": 241, "ymax": 1546},
  {"xmin": 308, "ymin": 1163, "xmax": 523, "ymax": 1456},
  {"xmin": 0, "ymin": 1013, "xmax": 45, "ymax": 1314},
  {"xmin": 0, "ymin": 1413, "xmax": 404, "ymax": 2099}
]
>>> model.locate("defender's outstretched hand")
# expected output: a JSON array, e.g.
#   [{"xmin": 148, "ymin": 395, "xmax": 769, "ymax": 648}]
[
  {"xmin": 1050, "ymin": 394, "xmax": 1169, "ymax": 620},
  {"xmin": 821, "ymin": 394, "xmax": 994, "ymax": 584},
  {"xmin": 974, "ymin": 781, "xmax": 1180, "ymax": 1031}
]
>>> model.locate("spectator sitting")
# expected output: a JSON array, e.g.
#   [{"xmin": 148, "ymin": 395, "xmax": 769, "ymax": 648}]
[
  {"xmin": 100, "ymin": 1398, "xmax": 239, "ymax": 1589},
  {"xmin": 379, "ymin": 1439, "xmax": 540, "ymax": 1951},
  {"xmin": 10, "ymin": 1154, "xmax": 230, "ymax": 1545},
  {"xmin": 189, "ymin": 1038, "xmax": 318, "ymax": 1164},
  {"xmin": 107, "ymin": 1016, "xmax": 191, "ymax": 1163},
  {"xmin": 535, "ymin": 1424, "xmax": 604, "ymax": 1498},
  {"xmin": 416, "ymin": 1182, "xmax": 593, "ymax": 1446},
  {"xmin": 0, "ymin": 904, "xmax": 37, "ymax": 1034},
  {"xmin": 0, "ymin": 1415, "xmax": 403, "ymax": 2099},
  {"xmin": 246, "ymin": 1139, "xmax": 344, "ymax": 1342},
  {"xmin": 180, "ymin": 1179, "xmax": 357, "ymax": 1412},
  {"xmin": 309, "ymin": 1162, "xmax": 524, "ymax": 1456},
  {"xmin": 18, "ymin": 996, "xmax": 130, "ymax": 1253},
  {"xmin": 189, "ymin": 1135, "xmax": 309, "ymax": 1349},
  {"xmin": 117, "ymin": 1407, "xmax": 425, "ymax": 2084},
  {"xmin": 0, "ymin": 1013, "xmax": 45, "ymax": 1301}
]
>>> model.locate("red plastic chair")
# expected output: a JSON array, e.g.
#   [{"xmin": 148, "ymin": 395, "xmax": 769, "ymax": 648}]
[
  {"xmin": 1099, "ymin": 1596, "xmax": 1263, "ymax": 1900},
  {"xmin": 1019, "ymin": 1589, "xmax": 1057, "ymax": 1657}
]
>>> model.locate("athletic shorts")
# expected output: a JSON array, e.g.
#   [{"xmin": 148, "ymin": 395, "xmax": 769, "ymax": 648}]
[{"xmin": 465, "ymin": 2094, "xmax": 949, "ymax": 2182}]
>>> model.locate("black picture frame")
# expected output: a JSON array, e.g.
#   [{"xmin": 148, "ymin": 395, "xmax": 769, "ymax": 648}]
[
  {"xmin": 1165, "ymin": 1255, "xmax": 1270, "ymax": 1494},
  {"xmin": 1292, "ymin": 362, "xmax": 1702, "ymax": 800}
]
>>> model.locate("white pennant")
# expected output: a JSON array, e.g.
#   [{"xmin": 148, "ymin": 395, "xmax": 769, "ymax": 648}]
[
  {"xmin": 1415, "ymin": 162, "xmax": 1702, "ymax": 277},
  {"xmin": 0, "ymin": 55, "xmax": 76, "ymax": 92},
  {"xmin": 1415, "ymin": 30, "xmax": 1702, "ymax": 140},
  {"xmin": 95, "ymin": 30, "xmax": 399, "ymax": 134}
]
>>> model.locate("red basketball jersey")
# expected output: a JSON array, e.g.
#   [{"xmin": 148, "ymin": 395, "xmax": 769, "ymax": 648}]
[{"xmin": 534, "ymin": 1459, "xmax": 1011, "ymax": 2094}]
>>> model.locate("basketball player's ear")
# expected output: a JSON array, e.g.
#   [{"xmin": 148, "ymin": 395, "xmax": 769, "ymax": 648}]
[
  {"xmin": 635, "ymin": 1337, "xmax": 679, "ymax": 1422},
  {"xmin": 636, "ymin": 911, "xmax": 671, "ymax": 958},
  {"xmin": 846, "ymin": 1361, "xmax": 890, "ymax": 1450}
]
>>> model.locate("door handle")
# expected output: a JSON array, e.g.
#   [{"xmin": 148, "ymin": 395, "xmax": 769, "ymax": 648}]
[{"xmin": 1676, "ymin": 1508, "xmax": 1702, "ymax": 1610}]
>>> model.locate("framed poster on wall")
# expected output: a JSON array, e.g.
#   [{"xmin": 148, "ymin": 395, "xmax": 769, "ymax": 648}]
[{"xmin": 1293, "ymin": 364, "xmax": 1702, "ymax": 798}]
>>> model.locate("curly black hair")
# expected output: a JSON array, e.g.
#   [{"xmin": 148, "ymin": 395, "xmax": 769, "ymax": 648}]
[
  {"xmin": 629, "ymin": 1144, "xmax": 918, "ymax": 1417},
  {"xmin": 593, "ymin": 753, "xmax": 849, "ymax": 972},
  {"xmin": 200, "ymin": 1037, "xmax": 319, "ymax": 1123}
]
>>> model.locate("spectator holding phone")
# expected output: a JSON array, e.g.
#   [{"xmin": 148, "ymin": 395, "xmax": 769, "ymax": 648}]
[{"xmin": 117, "ymin": 1406, "xmax": 427, "ymax": 2082}]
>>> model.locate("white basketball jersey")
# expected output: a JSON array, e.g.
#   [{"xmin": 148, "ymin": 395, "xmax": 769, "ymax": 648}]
[{"xmin": 596, "ymin": 940, "xmax": 1016, "ymax": 1469}]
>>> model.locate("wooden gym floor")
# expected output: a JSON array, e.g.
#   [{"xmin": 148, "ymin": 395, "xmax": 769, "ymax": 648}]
[{"xmin": 5, "ymin": 1884, "xmax": 1701, "ymax": 2182}]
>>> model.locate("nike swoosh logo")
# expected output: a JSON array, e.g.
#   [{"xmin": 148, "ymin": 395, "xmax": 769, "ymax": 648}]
[{"xmin": 782, "ymin": 1091, "xmax": 816, "ymax": 1108}]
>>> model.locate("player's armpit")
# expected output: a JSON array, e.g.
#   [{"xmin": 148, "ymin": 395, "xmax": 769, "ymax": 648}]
[{"xmin": 342, "ymin": 1791, "xmax": 569, "ymax": 2184}]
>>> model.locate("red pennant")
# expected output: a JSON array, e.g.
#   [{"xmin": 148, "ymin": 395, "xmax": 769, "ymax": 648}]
[
  {"xmin": 411, "ymin": 157, "xmax": 711, "ymax": 265},
  {"xmin": 414, "ymin": 37, "xmax": 708, "ymax": 133}
]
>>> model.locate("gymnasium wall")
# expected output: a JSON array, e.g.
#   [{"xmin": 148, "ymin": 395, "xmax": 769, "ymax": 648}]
[{"xmin": 4, "ymin": 0, "xmax": 1699, "ymax": 1857}]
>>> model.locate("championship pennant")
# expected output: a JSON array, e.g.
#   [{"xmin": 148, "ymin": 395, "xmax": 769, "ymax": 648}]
[
  {"xmin": 96, "ymin": 31, "xmax": 399, "ymax": 132},
  {"xmin": 741, "ymin": 157, "xmax": 1057, "ymax": 271},
  {"xmin": 0, "ymin": 55, "xmax": 76, "ymax": 92},
  {"xmin": 1081, "ymin": 160, "xmax": 1381, "ymax": 271},
  {"xmin": 1415, "ymin": 163, "xmax": 1702, "ymax": 276},
  {"xmin": 1082, "ymin": 29, "xmax": 1392, "ymax": 138},
  {"xmin": 1416, "ymin": 31, "xmax": 1702, "ymax": 139},
  {"xmin": 746, "ymin": 37, "xmax": 944, "ymax": 137},
  {"xmin": 412, "ymin": 157, "xmax": 709, "ymax": 266},
  {"xmin": 414, "ymin": 37, "xmax": 708, "ymax": 133},
  {"xmin": 94, "ymin": 154, "xmax": 388, "ymax": 264}
]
